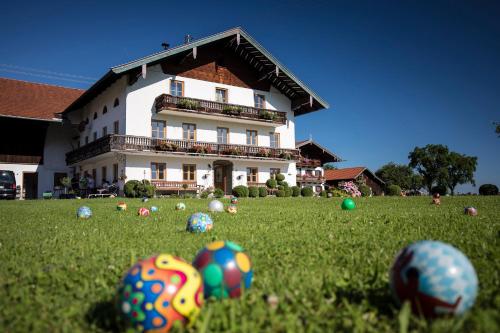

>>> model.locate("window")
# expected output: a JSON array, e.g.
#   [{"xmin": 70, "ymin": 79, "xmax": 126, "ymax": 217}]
[
  {"xmin": 53, "ymin": 172, "xmax": 67, "ymax": 188},
  {"xmin": 93, "ymin": 112, "xmax": 98, "ymax": 119},
  {"xmin": 85, "ymin": 136, "xmax": 89, "ymax": 145},
  {"xmin": 217, "ymin": 127, "xmax": 229, "ymax": 144},
  {"xmin": 151, "ymin": 162, "xmax": 166, "ymax": 180},
  {"xmin": 92, "ymin": 169, "xmax": 97, "ymax": 182},
  {"xmin": 215, "ymin": 88, "xmax": 228, "ymax": 103},
  {"xmin": 254, "ymin": 94, "xmax": 266, "ymax": 108},
  {"xmin": 102, "ymin": 126, "xmax": 107, "ymax": 137},
  {"xmin": 270, "ymin": 168, "xmax": 281, "ymax": 176},
  {"xmin": 93, "ymin": 132, "xmax": 97, "ymax": 141},
  {"xmin": 102, "ymin": 106, "xmax": 107, "ymax": 114},
  {"xmin": 152, "ymin": 120, "xmax": 166, "ymax": 139},
  {"xmin": 315, "ymin": 185, "xmax": 322, "ymax": 193},
  {"xmin": 113, "ymin": 163, "xmax": 119, "ymax": 182},
  {"xmin": 306, "ymin": 170, "xmax": 313, "ymax": 176},
  {"xmin": 246, "ymin": 130, "xmax": 257, "ymax": 145},
  {"xmin": 269, "ymin": 132, "xmax": 280, "ymax": 148},
  {"xmin": 113, "ymin": 98, "xmax": 119, "ymax": 107},
  {"xmin": 101, "ymin": 166, "xmax": 107, "ymax": 183},
  {"xmin": 113, "ymin": 121, "xmax": 119, "ymax": 134},
  {"xmin": 183, "ymin": 164, "xmax": 196, "ymax": 181},
  {"xmin": 315, "ymin": 170, "xmax": 321, "ymax": 177},
  {"xmin": 182, "ymin": 123, "xmax": 196, "ymax": 141},
  {"xmin": 247, "ymin": 167, "xmax": 258, "ymax": 183},
  {"xmin": 170, "ymin": 80, "xmax": 184, "ymax": 96}
]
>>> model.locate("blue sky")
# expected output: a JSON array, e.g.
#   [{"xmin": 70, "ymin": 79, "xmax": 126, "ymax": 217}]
[{"xmin": 1, "ymin": 0, "xmax": 499, "ymax": 193}]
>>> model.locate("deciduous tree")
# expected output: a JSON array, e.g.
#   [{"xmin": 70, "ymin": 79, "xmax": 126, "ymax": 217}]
[
  {"xmin": 408, "ymin": 144, "xmax": 450, "ymax": 193},
  {"xmin": 443, "ymin": 152, "xmax": 477, "ymax": 195}
]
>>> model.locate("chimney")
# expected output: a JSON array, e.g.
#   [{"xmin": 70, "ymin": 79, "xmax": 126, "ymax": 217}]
[
  {"xmin": 184, "ymin": 34, "xmax": 193, "ymax": 44},
  {"xmin": 161, "ymin": 42, "xmax": 170, "ymax": 50}
]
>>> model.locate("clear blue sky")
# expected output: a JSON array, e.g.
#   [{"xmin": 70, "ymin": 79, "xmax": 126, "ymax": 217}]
[{"xmin": 1, "ymin": 0, "xmax": 499, "ymax": 193}]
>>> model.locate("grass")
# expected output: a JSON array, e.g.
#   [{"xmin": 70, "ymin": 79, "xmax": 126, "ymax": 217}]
[{"xmin": 0, "ymin": 196, "xmax": 499, "ymax": 333}]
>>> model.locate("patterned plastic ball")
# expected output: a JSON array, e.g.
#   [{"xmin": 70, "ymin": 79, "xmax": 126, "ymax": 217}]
[
  {"xmin": 117, "ymin": 254, "xmax": 204, "ymax": 332},
  {"xmin": 151, "ymin": 206, "xmax": 159, "ymax": 213},
  {"xmin": 230, "ymin": 196, "xmax": 238, "ymax": 204},
  {"xmin": 341, "ymin": 198, "xmax": 356, "ymax": 210},
  {"xmin": 193, "ymin": 241, "xmax": 253, "ymax": 299},
  {"xmin": 142, "ymin": 197, "xmax": 149, "ymax": 203},
  {"xmin": 464, "ymin": 207, "xmax": 477, "ymax": 216},
  {"xmin": 208, "ymin": 200, "xmax": 224, "ymax": 213},
  {"xmin": 77, "ymin": 206, "xmax": 92, "ymax": 219},
  {"xmin": 175, "ymin": 202, "xmax": 186, "ymax": 211},
  {"xmin": 186, "ymin": 213, "xmax": 213, "ymax": 233},
  {"xmin": 117, "ymin": 202, "xmax": 127, "ymax": 211},
  {"xmin": 390, "ymin": 240, "xmax": 478, "ymax": 318},
  {"xmin": 138, "ymin": 208, "xmax": 150, "ymax": 217},
  {"xmin": 227, "ymin": 204, "xmax": 237, "ymax": 214}
]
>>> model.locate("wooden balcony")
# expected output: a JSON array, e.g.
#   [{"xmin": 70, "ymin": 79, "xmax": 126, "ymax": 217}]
[
  {"xmin": 154, "ymin": 94, "xmax": 287, "ymax": 125},
  {"xmin": 296, "ymin": 158, "xmax": 322, "ymax": 168},
  {"xmin": 296, "ymin": 174, "xmax": 325, "ymax": 183},
  {"xmin": 66, "ymin": 134, "xmax": 300, "ymax": 165}
]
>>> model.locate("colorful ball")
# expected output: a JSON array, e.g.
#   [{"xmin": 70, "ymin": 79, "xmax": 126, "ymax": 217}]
[
  {"xmin": 142, "ymin": 197, "xmax": 149, "ymax": 203},
  {"xmin": 138, "ymin": 208, "xmax": 150, "ymax": 216},
  {"xmin": 117, "ymin": 202, "xmax": 127, "ymax": 211},
  {"xmin": 341, "ymin": 198, "xmax": 356, "ymax": 210},
  {"xmin": 186, "ymin": 213, "xmax": 213, "ymax": 233},
  {"xmin": 117, "ymin": 254, "xmax": 204, "ymax": 332},
  {"xmin": 227, "ymin": 204, "xmax": 237, "ymax": 214},
  {"xmin": 193, "ymin": 241, "xmax": 253, "ymax": 299},
  {"xmin": 151, "ymin": 206, "xmax": 159, "ymax": 213},
  {"xmin": 230, "ymin": 196, "xmax": 238, "ymax": 204},
  {"xmin": 175, "ymin": 202, "xmax": 186, "ymax": 211},
  {"xmin": 208, "ymin": 200, "xmax": 224, "ymax": 213},
  {"xmin": 77, "ymin": 206, "xmax": 92, "ymax": 219},
  {"xmin": 464, "ymin": 207, "xmax": 477, "ymax": 216},
  {"xmin": 390, "ymin": 240, "xmax": 478, "ymax": 318}
]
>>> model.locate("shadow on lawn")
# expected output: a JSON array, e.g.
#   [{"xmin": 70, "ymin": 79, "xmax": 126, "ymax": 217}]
[
  {"xmin": 335, "ymin": 285, "xmax": 396, "ymax": 317},
  {"xmin": 85, "ymin": 299, "xmax": 122, "ymax": 332}
]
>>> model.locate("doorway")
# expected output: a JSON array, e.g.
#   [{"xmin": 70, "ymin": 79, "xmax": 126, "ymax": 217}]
[
  {"xmin": 213, "ymin": 160, "xmax": 233, "ymax": 194},
  {"xmin": 23, "ymin": 172, "xmax": 38, "ymax": 199}
]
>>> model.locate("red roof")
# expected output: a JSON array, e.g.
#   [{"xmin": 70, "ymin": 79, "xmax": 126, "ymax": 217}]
[
  {"xmin": 324, "ymin": 167, "xmax": 366, "ymax": 181},
  {"xmin": 0, "ymin": 78, "xmax": 84, "ymax": 121}
]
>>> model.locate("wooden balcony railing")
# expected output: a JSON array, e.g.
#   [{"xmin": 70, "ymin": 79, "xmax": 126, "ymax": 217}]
[
  {"xmin": 296, "ymin": 158, "xmax": 322, "ymax": 168},
  {"xmin": 66, "ymin": 135, "xmax": 300, "ymax": 165},
  {"xmin": 154, "ymin": 94, "xmax": 287, "ymax": 125},
  {"xmin": 296, "ymin": 174, "xmax": 325, "ymax": 183},
  {"xmin": 150, "ymin": 180, "xmax": 201, "ymax": 193}
]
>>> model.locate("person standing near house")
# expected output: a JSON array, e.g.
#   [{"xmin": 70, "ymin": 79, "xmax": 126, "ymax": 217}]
[
  {"xmin": 87, "ymin": 174, "xmax": 95, "ymax": 195},
  {"xmin": 79, "ymin": 172, "xmax": 89, "ymax": 197}
]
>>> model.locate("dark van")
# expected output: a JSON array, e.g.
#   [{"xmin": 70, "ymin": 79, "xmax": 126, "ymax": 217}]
[{"xmin": 0, "ymin": 170, "xmax": 16, "ymax": 199}]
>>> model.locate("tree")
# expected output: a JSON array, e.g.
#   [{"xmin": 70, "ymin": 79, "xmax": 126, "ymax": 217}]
[
  {"xmin": 494, "ymin": 122, "xmax": 500, "ymax": 137},
  {"xmin": 408, "ymin": 144, "xmax": 450, "ymax": 193},
  {"xmin": 375, "ymin": 162, "xmax": 417, "ymax": 190},
  {"xmin": 323, "ymin": 163, "xmax": 337, "ymax": 170},
  {"xmin": 442, "ymin": 152, "xmax": 477, "ymax": 195}
]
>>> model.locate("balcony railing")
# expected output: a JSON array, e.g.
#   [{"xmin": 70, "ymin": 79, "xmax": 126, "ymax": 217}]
[
  {"xmin": 296, "ymin": 158, "xmax": 322, "ymax": 168},
  {"xmin": 154, "ymin": 94, "xmax": 287, "ymax": 125},
  {"xmin": 296, "ymin": 174, "xmax": 325, "ymax": 183},
  {"xmin": 66, "ymin": 134, "xmax": 299, "ymax": 165}
]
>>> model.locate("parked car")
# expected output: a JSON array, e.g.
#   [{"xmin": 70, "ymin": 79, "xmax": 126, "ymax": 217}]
[{"xmin": 0, "ymin": 170, "xmax": 16, "ymax": 199}]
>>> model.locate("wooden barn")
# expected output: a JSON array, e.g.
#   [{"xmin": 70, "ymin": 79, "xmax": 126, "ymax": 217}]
[{"xmin": 324, "ymin": 167, "xmax": 385, "ymax": 195}]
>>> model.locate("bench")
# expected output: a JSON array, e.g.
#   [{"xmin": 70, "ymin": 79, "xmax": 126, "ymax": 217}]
[{"xmin": 151, "ymin": 180, "xmax": 202, "ymax": 195}]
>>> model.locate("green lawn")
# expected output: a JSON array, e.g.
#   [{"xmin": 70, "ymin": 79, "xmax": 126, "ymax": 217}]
[{"xmin": 0, "ymin": 196, "xmax": 499, "ymax": 332}]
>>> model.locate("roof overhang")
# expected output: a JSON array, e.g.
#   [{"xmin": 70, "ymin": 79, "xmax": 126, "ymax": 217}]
[
  {"xmin": 296, "ymin": 139, "xmax": 342, "ymax": 163},
  {"xmin": 0, "ymin": 113, "xmax": 63, "ymax": 123},
  {"xmin": 63, "ymin": 27, "xmax": 329, "ymax": 116}
]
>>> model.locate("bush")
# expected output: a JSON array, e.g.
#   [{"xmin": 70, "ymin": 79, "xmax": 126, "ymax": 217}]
[
  {"xmin": 284, "ymin": 187, "xmax": 292, "ymax": 197},
  {"xmin": 213, "ymin": 188, "xmax": 224, "ymax": 198},
  {"xmin": 266, "ymin": 178, "xmax": 277, "ymax": 189},
  {"xmin": 276, "ymin": 190, "xmax": 286, "ymax": 197},
  {"xmin": 329, "ymin": 188, "xmax": 348, "ymax": 197},
  {"xmin": 248, "ymin": 186, "xmax": 259, "ymax": 198},
  {"xmin": 386, "ymin": 184, "xmax": 402, "ymax": 196},
  {"xmin": 275, "ymin": 173, "xmax": 285, "ymax": 182},
  {"xmin": 320, "ymin": 190, "xmax": 327, "ymax": 198},
  {"xmin": 359, "ymin": 185, "xmax": 371, "ymax": 197},
  {"xmin": 258, "ymin": 187, "xmax": 268, "ymax": 197},
  {"xmin": 200, "ymin": 190, "xmax": 210, "ymax": 199},
  {"xmin": 479, "ymin": 184, "xmax": 499, "ymax": 195},
  {"xmin": 124, "ymin": 180, "xmax": 155, "ymax": 198},
  {"xmin": 232, "ymin": 185, "xmax": 249, "ymax": 198},
  {"xmin": 291, "ymin": 186, "xmax": 301, "ymax": 197},
  {"xmin": 301, "ymin": 187, "xmax": 313, "ymax": 197},
  {"xmin": 431, "ymin": 185, "xmax": 447, "ymax": 196},
  {"xmin": 277, "ymin": 180, "xmax": 288, "ymax": 188}
]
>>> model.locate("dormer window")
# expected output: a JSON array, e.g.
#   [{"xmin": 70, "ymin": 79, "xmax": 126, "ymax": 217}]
[
  {"xmin": 102, "ymin": 106, "xmax": 107, "ymax": 114},
  {"xmin": 170, "ymin": 80, "xmax": 184, "ymax": 97},
  {"xmin": 215, "ymin": 88, "xmax": 227, "ymax": 103},
  {"xmin": 113, "ymin": 98, "xmax": 119, "ymax": 107},
  {"xmin": 254, "ymin": 94, "xmax": 266, "ymax": 109}
]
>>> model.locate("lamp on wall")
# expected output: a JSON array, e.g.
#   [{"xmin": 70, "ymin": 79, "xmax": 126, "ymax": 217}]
[
  {"xmin": 208, "ymin": 164, "xmax": 212, "ymax": 169},
  {"xmin": 237, "ymin": 175, "xmax": 243, "ymax": 180}
]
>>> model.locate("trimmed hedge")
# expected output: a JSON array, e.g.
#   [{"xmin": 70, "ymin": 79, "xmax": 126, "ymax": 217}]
[
  {"xmin": 479, "ymin": 184, "xmax": 499, "ymax": 195},
  {"xmin": 248, "ymin": 186, "xmax": 259, "ymax": 198},
  {"xmin": 266, "ymin": 178, "xmax": 277, "ymax": 189},
  {"xmin": 275, "ymin": 173, "xmax": 285, "ymax": 182},
  {"xmin": 284, "ymin": 187, "xmax": 292, "ymax": 197},
  {"xmin": 386, "ymin": 184, "xmax": 402, "ymax": 196},
  {"xmin": 124, "ymin": 180, "xmax": 155, "ymax": 198},
  {"xmin": 258, "ymin": 187, "xmax": 268, "ymax": 197},
  {"xmin": 232, "ymin": 185, "xmax": 249, "ymax": 197},
  {"xmin": 276, "ymin": 190, "xmax": 286, "ymax": 197},
  {"xmin": 301, "ymin": 187, "xmax": 313, "ymax": 197},
  {"xmin": 214, "ymin": 188, "xmax": 224, "ymax": 198},
  {"xmin": 291, "ymin": 186, "xmax": 301, "ymax": 197}
]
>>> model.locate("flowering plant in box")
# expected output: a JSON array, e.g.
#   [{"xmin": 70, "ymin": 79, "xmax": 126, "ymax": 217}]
[{"xmin": 338, "ymin": 181, "xmax": 361, "ymax": 197}]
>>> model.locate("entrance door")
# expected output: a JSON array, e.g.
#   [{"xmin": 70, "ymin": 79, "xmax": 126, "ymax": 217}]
[
  {"xmin": 23, "ymin": 172, "xmax": 38, "ymax": 199},
  {"xmin": 213, "ymin": 160, "xmax": 233, "ymax": 194}
]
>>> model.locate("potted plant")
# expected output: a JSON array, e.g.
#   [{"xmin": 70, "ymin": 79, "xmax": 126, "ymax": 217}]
[
  {"xmin": 256, "ymin": 148, "xmax": 270, "ymax": 157},
  {"xmin": 156, "ymin": 142, "xmax": 178, "ymax": 152},
  {"xmin": 222, "ymin": 105, "xmax": 243, "ymax": 116},
  {"xmin": 259, "ymin": 110, "xmax": 276, "ymax": 121},
  {"xmin": 279, "ymin": 152, "xmax": 292, "ymax": 160}
]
